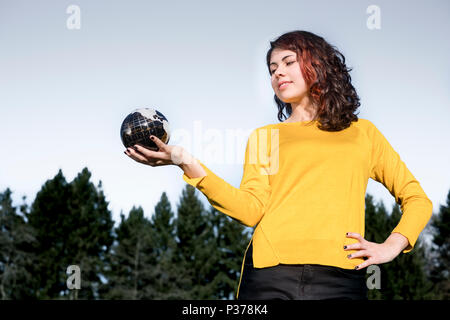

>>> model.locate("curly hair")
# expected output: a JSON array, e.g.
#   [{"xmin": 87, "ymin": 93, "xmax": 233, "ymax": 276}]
[{"xmin": 266, "ymin": 30, "xmax": 360, "ymax": 131}]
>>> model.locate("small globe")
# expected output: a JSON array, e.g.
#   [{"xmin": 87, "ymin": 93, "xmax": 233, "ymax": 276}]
[{"xmin": 120, "ymin": 108, "xmax": 170, "ymax": 151}]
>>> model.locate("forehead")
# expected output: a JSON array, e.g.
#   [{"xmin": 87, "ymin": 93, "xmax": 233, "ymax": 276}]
[{"xmin": 270, "ymin": 49, "xmax": 297, "ymax": 62}]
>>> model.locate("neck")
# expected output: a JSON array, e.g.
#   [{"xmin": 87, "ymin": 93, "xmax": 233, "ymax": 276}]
[{"xmin": 285, "ymin": 96, "xmax": 317, "ymax": 122}]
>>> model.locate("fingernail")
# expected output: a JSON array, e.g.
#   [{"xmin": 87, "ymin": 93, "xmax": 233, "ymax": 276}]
[
  {"xmin": 346, "ymin": 232, "xmax": 349, "ymax": 236},
  {"xmin": 343, "ymin": 246, "xmax": 347, "ymax": 249},
  {"xmin": 347, "ymin": 254, "xmax": 351, "ymax": 259},
  {"xmin": 150, "ymin": 136, "xmax": 155, "ymax": 140},
  {"xmin": 355, "ymin": 266, "xmax": 359, "ymax": 270}
]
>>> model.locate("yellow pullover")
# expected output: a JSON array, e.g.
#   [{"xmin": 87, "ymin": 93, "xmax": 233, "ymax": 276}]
[{"xmin": 182, "ymin": 118, "xmax": 432, "ymax": 272}]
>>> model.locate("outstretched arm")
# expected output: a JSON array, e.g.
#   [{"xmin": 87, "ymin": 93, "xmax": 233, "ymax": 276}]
[{"xmin": 125, "ymin": 131, "xmax": 273, "ymax": 227}]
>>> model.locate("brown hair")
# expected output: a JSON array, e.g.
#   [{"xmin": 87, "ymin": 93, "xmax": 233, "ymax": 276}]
[{"xmin": 266, "ymin": 30, "xmax": 360, "ymax": 131}]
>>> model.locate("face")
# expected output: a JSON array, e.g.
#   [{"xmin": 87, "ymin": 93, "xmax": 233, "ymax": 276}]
[{"xmin": 269, "ymin": 48, "xmax": 309, "ymax": 104}]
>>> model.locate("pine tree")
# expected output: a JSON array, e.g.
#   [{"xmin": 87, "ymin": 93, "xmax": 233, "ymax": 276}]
[
  {"xmin": 364, "ymin": 194, "xmax": 389, "ymax": 300},
  {"xmin": 429, "ymin": 189, "xmax": 450, "ymax": 299},
  {"xmin": 365, "ymin": 194, "xmax": 390, "ymax": 244},
  {"xmin": 206, "ymin": 207, "xmax": 251, "ymax": 299},
  {"xmin": 382, "ymin": 204, "xmax": 433, "ymax": 299},
  {"xmin": 27, "ymin": 168, "xmax": 114, "ymax": 299},
  {"xmin": 27, "ymin": 170, "xmax": 72, "ymax": 299},
  {"xmin": 102, "ymin": 206, "xmax": 156, "ymax": 299},
  {"xmin": 172, "ymin": 185, "xmax": 252, "ymax": 299},
  {"xmin": 365, "ymin": 193, "xmax": 433, "ymax": 300},
  {"xmin": 174, "ymin": 185, "xmax": 216, "ymax": 299},
  {"xmin": 0, "ymin": 189, "xmax": 36, "ymax": 299},
  {"xmin": 64, "ymin": 168, "xmax": 115, "ymax": 299},
  {"xmin": 149, "ymin": 192, "xmax": 183, "ymax": 299}
]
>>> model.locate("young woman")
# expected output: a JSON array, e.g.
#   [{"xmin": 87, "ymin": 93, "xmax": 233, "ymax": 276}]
[{"xmin": 124, "ymin": 30, "xmax": 433, "ymax": 300}]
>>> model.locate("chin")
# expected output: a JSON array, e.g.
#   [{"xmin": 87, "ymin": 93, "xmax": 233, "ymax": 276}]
[
  {"xmin": 279, "ymin": 95, "xmax": 301, "ymax": 104},
  {"xmin": 280, "ymin": 91, "xmax": 307, "ymax": 103}
]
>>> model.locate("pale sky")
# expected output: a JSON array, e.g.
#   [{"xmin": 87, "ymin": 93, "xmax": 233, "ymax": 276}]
[{"xmin": 0, "ymin": 0, "xmax": 449, "ymax": 230}]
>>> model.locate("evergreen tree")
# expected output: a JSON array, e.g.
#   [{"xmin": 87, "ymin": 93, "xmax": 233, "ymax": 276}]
[
  {"xmin": 149, "ymin": 192, "xmax": 183, "ymax": 299},
  {"xmin": 381, "ymin": 204, "xmax": 433, "ymax": 299},
  {"xmin": 364, "ymin": 194, "xmax": 390, "ymax": 300},
  {"xmin": 365, "ymin": 193, "xmax": 433, "ymax": 300},
  {"xmin": 102, "ymin": 206, "xmax": 156, "ymax": 299},
  {"xmin": 429, "ymin": 189, "xmax": 450, "ymax": 299},
  {"xmin": 27, "ymin": 168, "xmax": 114, "ymax": 299},
  {"xmin": 364, "ymin": 194, "xmax": 390, "ymax": 244},
  {"xmin": 64, "ymin": 168, "xmax": 115, "ymax": 299},
  {"xmin": 0, "ymin": 189, "xmax": 36, "ymax": 299},
  {"xmin": 206, "ymin": 207, "xmax": 251, "ymax": 299},
  {"xmin": 173, "ymin": 185, "xmax": 216, "ymax": 299},
  {"xmin": 27, "ymin": 170, "xmax": 72, "ymax": 299},
  {"xmin": 172, "ymin": 185, "xmax": 251, "ymax": 299}
]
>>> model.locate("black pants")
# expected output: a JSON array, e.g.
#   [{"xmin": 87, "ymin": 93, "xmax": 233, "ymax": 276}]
[{"xmin": 238, "ymin": 243, "xmax": 368, "ymax": 300}]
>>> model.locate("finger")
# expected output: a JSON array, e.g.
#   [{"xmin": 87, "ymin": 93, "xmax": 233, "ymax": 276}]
[
  {"xmin": 124, "ymin": 148, "xmax": 134, "ymax": 157},
  {"xmin": 355, "ymin": 258, "xmax": 375, "ymax": 270},
  {"xmin": 346, "ymin": 232, "xmax": 365, "ymax": 243},
  {"xmin": 152, "ymin": 160, "xmax": 166, "ymax": 167},
  {"xmin": 344, "ymin": 242, "xmax": 365, "ymax": 251},
  {"xmin": 150, "ymin": 135, "xmax": 166, "ymax": 149},
  {"xmin": 127, "ymin": 148, "xmax": 148, "ymax": 163},
  {"xmin": 347, "ymin": 250, "xmax": 369, "ymax": 260},
  {"xmin": 134, "ymin": 144, "xmax": 163, "ymax": 159},
  {"xmin": 134, "ymin": 145, "xmax": 169, "ymax": 165}
]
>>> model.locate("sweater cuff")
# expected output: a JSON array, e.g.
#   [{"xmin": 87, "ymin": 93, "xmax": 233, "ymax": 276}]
[
  {"xmin": 391, "ymin": 199, "xmax": 433, "ymax": 254},
  {"xmin": 390, "ymin": 230, "xmax": 414, "ymax": 253}
]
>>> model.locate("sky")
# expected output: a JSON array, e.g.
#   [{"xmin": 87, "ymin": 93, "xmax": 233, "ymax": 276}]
[{"xmin": 0, "ymin": 0, "xmax": 449, "ymax": 229}]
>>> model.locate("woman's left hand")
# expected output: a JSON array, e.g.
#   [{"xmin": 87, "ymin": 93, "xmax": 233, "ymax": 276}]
[{"xmin": 344, "ymin": 232, "xmax": 409, "ymax": 270}]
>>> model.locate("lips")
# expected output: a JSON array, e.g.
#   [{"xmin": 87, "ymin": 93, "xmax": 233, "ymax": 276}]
[{"xmin": 278, "ymin": 81, "xmax": 292, "ymax": 89}]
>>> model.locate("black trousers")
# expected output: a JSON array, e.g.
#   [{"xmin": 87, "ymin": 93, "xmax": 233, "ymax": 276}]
[{"xmin": 238, "ymin": 242, "xmax": 368, "ymax": 300}]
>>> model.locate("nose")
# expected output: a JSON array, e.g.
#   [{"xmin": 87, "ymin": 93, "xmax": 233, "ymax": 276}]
[
  {"xmin": 273, "ymin": 64, "xmax": 289, "ymax": 79},
  {"xmin": 272, "ymin": 69, "xmax": 287, "ymax": 87},
  {"xmin": 273, "ymin": 67, "xmax": 285, "ymax": 77}
]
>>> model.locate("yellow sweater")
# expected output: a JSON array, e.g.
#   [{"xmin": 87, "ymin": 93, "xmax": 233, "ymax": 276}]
[{"xmin": 182, "ymin": 118, "xmax": 433, "ymax": 270}]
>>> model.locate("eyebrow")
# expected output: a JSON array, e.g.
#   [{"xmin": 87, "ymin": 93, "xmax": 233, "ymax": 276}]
[{"xmin": 270, "ymin": 55, "xmax": 294, "ymax": 66}]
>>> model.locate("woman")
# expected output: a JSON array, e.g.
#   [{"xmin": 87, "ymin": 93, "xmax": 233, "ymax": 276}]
[{"xmin": 124, "ymin": 30, "xmax": 433, "ymax": 300}]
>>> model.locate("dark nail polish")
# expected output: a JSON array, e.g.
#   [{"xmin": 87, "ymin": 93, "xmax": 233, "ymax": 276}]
[
  {"xmin": 355, "ymin": 266, "xmax": 359, "ymax": 270},
  {"xmin": 347, "ymin": 254, "xmax": 351, "ymax": 259},
  {"xmin": 343, "ymin": 246, "xmax": 347, "ymax": 249}
]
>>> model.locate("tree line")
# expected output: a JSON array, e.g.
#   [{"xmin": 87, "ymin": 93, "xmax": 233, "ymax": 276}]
[{"xmin": 0, "ymin": 167, "xmax": 448, "ymax": 299}]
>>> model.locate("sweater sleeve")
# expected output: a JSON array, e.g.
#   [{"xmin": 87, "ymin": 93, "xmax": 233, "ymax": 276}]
[
  {"xmin": 181, "ymin": 128, "xmax": 272, "ymax": 227},
  {"xmin": 368, "ymin": 121, "xmax": 433, "ymax": 253}
]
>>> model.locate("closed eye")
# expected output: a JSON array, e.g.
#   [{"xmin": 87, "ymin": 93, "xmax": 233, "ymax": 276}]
[{"xmin": 270, "ymin": 61, "xmax": 295, "ymax": 75}]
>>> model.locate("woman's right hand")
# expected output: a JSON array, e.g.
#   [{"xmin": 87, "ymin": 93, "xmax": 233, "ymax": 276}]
[{"xmin": 124, "ymin": 135, "xmax": 192, "ymax": 167}]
